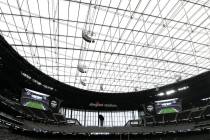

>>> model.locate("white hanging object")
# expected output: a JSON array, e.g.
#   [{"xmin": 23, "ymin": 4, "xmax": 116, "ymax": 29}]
[
  {"xmin": 175, "ymin": 75, "xmax": 182, "ymax": 82},
  {"xmin": 100, "ymin": 84, "xmax": 103, "ymax": 91},
  {"xmin": 155, "ymin": 85, "xmax": 159, "ymax": 91},
  {"xmin": 82, "ymin": 0, "xmax": 96, "ymax": 43},
  {"xmin": 80, "ymin": 78, "xmax": 87, "ymax": 86},
  {"xmin": 82, "ymin": 30, "xmax": 95, "ymax": 43},
  {"xmin": 77, "ymin": 64, "xmax": 87, "ymax": 73}
]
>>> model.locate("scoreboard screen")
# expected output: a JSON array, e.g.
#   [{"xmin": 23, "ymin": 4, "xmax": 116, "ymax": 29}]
[
  {"xmin": 21, "ymin": 88, "xmax": 49, "ymax": 111},
  {"xmin": 155, "ymin": 98, "xmax": 182, "ymax": 114}
]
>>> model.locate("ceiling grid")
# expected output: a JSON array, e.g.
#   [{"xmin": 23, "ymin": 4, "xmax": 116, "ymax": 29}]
[{"xmin": 0, "ymin": 0, "xmax": 210, "ymax": 93}]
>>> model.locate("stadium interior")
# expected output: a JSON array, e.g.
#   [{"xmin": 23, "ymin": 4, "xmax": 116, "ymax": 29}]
[{"xmin": 0, "ymin": 0, "xmax": 210, "ymax": 139}]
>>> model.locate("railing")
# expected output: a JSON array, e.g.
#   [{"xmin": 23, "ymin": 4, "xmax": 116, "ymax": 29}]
[{"xmin": 126, "ymin": 106, "xmax": 210, "ymax": 127}]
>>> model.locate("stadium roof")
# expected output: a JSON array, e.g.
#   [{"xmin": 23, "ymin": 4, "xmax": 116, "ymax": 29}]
[{"xmin": 0, "ymin": 0, "xmax": 210, "ymax": 93}]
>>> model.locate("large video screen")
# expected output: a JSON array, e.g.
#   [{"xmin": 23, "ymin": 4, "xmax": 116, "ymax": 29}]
[
  {"xmin": 21, "ymin": 88, "xmax": 49, "ymax": 110},
  {"xmin": 155, "ymin": 98, "xmax": 182, "ymax": 114}
]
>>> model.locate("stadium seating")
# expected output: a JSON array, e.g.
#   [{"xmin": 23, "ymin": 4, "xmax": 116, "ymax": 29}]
[
  {"xmin": 190, "ymin": 109, "xmax": 205, "ymax": 121},
  {"xmin": 0, "ymin": 112, "xmax": 23, "ymax": 125},
  {"xmin": 176, "ymin": 110, "xmax": 191, "ymax": 122},
  {"xmin": 53, "ymin": 113, "xmax": 67, "ymax": 124},
  {"xmin": 144, "ymin": 116, "xmax": 155, "ymax": 126},
  {"xmin": 0, "ymin": 93, "xmax": 66, "ymax": 124},
  {"xmin": 131, "ymin": 107, "xmax": 210, "ymax": 127},
  {"xmin": 164, "ymin": 112, "xmax": 177, "ymax": 124},
  {"xmin": 154, "ymin": 114, "xmax": 164, "ymax": 125},
  {"xmin": 2, "ymin": 91, "xmax": 210, "ymax": 137},
  {"xmin": 202, "ymin": 106, "xmax": 210, "ymax": 118},
  {"xmin": 133, "ymin": 107, "xmax": 210, "ymax": 127},
  {"xmin": 3, "ymin": 90, "xmax": 210, "ymax": 130}
]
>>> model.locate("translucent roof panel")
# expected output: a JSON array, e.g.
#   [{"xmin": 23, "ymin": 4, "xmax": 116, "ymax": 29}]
[{"xmin": 0, "ymin": 0, "xmax": 210, "ymax": 93}]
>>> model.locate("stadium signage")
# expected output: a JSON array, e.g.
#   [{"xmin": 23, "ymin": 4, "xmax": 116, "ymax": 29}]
[{"xmin": 89, "ymin": 102, "xmax": 118, "ymax": 108}]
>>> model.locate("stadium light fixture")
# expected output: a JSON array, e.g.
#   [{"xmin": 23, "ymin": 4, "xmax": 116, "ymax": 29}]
[
  {"xmin": 157, "ymin": 92, "xmax": 165, "ymax": 96},
  {"xmin": 201, "ymin": 97, "xmax": 210, "ymax": 101},
  {"xmin": 178, "ymin": 86, "xmax": 189, "ymax": 91},
  {"xmin": 166, "ymin": 89, "xmax": 176, "ymax": 95}
]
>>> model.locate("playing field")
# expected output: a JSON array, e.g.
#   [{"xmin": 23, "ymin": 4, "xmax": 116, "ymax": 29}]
[
  {"xmin": 25, "ymin": 101, "xmax": 45, "ymax": 110},
  {"xmin": 159, "ymin": 107, "xmax": 178, "ymax": 114}
]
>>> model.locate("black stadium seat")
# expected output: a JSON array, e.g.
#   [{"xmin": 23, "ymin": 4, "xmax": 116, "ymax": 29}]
[
  {"xmin": 45, "ymin": 112, "xmax": 56, "ymax": 122},
  {"xmin": 31, "ymin": 109, "xmax": 47, "ymax": 120},
  {"xmin": 155, "ymin": 114, "xmax": 164, "ymax": 125},
  {"xmin": 202, "ymin": 106, "xmax": 210, "ymax": 118},
  {"xmin": 144, "ymin": 116, "xmax": 155, "ymax": 126},
  {"xmin": 21, "ymin": 107, "xmax": 35, "ymax": 119},
  {"xmin": 177, "ymin": 110, "xmax": 191, "ymax": 122},
  {"xmin": 190, "ymin": 109, "xmax": 204, "ymax": 121},
  {"xmin": 164, "ymin": 112, "xmax": 177, "ymax": 124},
  {"xmin": 53, "ymin": 113, "xmax": 66, "ymax": 124}
]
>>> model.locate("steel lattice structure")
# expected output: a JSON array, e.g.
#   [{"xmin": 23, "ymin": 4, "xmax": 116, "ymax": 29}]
[{"xmin": 0, "ymin": 0, "xmax": 210, "ymax": 93}]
